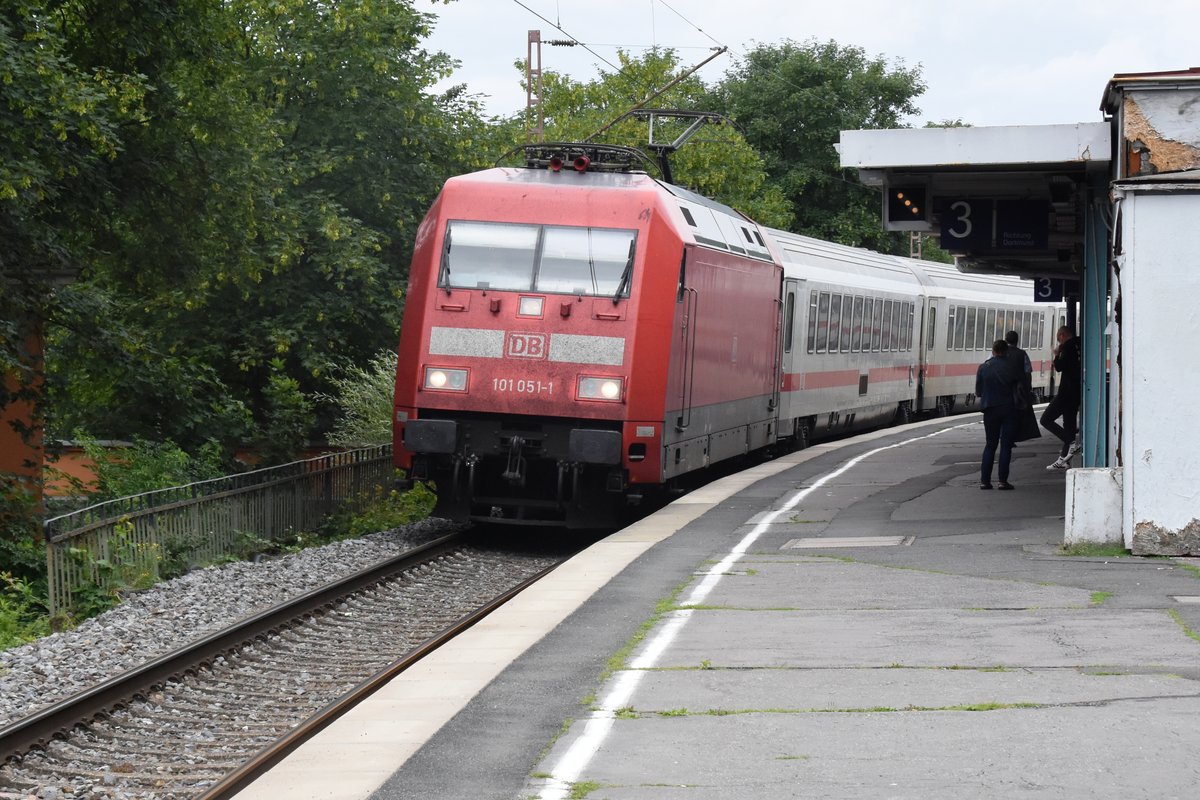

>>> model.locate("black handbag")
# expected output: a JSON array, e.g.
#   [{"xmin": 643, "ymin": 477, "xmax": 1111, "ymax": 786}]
[{"xmin": 1014, "ymin": 405, "xmax": 1041, "ymax": 442}]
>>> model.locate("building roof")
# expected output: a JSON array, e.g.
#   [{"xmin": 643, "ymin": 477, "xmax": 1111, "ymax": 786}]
[{"xmin": 1102, "ymin": 66, "xmax": 1200, "ymax": 113}]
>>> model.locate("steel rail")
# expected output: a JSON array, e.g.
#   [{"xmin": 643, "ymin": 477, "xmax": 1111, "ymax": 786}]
[
  {"xmin": 196, "ymin": 557, "xmax": 562, "ymax": 800},
  {"xmin": 0, "ymin": 532, "xmax": 466, "ymax": 764}
]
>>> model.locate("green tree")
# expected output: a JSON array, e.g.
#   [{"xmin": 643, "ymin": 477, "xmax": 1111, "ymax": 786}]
[
  {"xmin": 0, "ymin": 1, "xmax": 145, "ymax": 409},
  {"xmin": 38, "ymin": 0, "xmax": 489, "ymax": 452},
  {"xmin": 528, "ymin": 49, "xmax": 792, "ymax": 227},
  {"xmin": 711, "ymin": 39, "xmax": 925, "ymax": 250}
]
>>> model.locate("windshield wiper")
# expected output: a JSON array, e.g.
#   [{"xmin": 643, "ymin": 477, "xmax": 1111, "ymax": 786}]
[
  {"xmin": 612, "ymin": 238, "xmax": 636, "ymax": 304},
  {"xmin": 438, "ymin": 227, "xmax": 452, "ymax": 292}
]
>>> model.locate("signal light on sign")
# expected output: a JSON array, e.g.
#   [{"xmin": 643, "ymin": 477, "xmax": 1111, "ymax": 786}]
[
  {"xmin": 884, "ymin": 185, "xmax": 929, "ymax": 230},
  {"xmin": 891, "ymin": 189, "xmax": 923, "ymax": 217}
]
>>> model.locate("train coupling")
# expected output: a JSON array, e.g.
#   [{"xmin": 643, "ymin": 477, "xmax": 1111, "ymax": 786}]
[{"xmin": 501, "ymin": 435, "xmax": 527, "ymax": 486}]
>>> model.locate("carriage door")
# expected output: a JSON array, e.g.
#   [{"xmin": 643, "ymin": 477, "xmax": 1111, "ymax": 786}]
[
  {"xmin": 776, "ymin": 278, "xmax": 803, "ymax": 434},
  {"xmin": 918, "ymin": 296, "xmax": 944, "ymax": 412},
  {"xmin": 675, "ymin": 249, "xmax": 697, "ymax": 431}
]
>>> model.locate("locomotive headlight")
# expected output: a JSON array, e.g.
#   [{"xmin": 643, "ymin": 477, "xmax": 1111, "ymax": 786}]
[
  {"xmin": 578, "ymin": 376, "xmax": 624, "ymax": 402},
  {"xmin": 424, "ymin": 367, "xmax": 468, "ymax": 392}
]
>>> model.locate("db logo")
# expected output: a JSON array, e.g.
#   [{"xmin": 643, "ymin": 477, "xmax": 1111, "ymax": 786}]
[{"xmin": 505, "ymin": 332, "xmax": 548, "ymax": 360}]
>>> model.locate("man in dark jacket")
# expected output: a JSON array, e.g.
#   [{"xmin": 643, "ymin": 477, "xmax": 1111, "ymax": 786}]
[
  {"xmin": 1041, "ymin": 326, "xmax": 1081, "ymax": 469},
  {"xmin": 976, "ymin": 339, "xmax": 1017, "ymax": 490}
]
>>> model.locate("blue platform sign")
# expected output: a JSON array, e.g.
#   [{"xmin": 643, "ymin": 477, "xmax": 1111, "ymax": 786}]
[
  {"xmin": 1033, "ymin": 277, "xmax": 1065, "ymax": 302},
  {"xmin": 939, "ymin": 198, "xmax": 992, "ymax": 250},
  {"xmin": 939, "ymin": 198, "xmax": 1049, "ymax": 252},
  {"xmin": 996, "ymin": 199, "xmax": 1049, "ymax": 250}
]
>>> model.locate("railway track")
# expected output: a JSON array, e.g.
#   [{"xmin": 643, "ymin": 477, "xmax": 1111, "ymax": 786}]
[{"xmin": 0, "ymin": 532, "xmax": 572, "ymax": 799}]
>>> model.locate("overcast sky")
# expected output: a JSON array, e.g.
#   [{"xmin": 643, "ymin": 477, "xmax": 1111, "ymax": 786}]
[{"xmin": 416, "ymin": 0, "xmax": 1197, "ymax": 128}]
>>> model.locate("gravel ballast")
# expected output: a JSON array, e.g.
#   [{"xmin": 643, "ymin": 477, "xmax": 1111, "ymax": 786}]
[{"xmin": 0, "ymin": 518, "xmax": 456, "ymax": 728}]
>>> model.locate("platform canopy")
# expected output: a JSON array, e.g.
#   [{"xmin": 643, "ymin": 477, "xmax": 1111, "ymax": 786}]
[{"xmin": 838, "ymin": 123, "xmax": 1110, "ymax": 280}]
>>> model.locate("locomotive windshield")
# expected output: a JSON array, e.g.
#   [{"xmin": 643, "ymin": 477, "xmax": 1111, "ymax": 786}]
[{"xmin": 439, "ymin": 220, "xmax": 636, "ymax": 298}]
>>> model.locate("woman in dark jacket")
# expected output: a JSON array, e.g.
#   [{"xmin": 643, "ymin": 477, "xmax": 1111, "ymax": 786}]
[{"xmin": 976, "ymin": 339, "xmax": 1018, "ymax": 490}]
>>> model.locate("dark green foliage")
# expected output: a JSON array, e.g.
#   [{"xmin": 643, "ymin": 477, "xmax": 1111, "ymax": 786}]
[
  {"xmin": 344, "ymin": 481, "xmax": 436, "ymax": 538},
  {"xmin": 249, "ymin": 361, "xmax": 314, "ymax": 466},
  {"xmin": 711, "ymin": 39, "xmax": 926, "ymax": 251},
  {"xmin": 0, "ymin": 474, "xmax": 45, "ymax": 584},
  {"xmin": 5, "ymin": 0, "xmax": 491, "ymax": 454},
  {"xmin": 0, "ymin": 571, "xmax": 51, "ymax": 650}
]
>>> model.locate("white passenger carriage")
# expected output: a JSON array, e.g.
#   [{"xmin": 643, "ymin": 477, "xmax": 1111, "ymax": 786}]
[
  {"xmin": 767, "ymin": 229, "xmax": 1063, "ymax": 447},
  {"xmin": 912, "ymin": 259, "xmax": 1061, "ymax": 414}
]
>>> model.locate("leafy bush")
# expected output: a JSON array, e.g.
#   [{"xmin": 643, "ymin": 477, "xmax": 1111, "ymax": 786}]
[
  {"xmin": 315, "ymin": 349, "xmax": 397, "ymax": 447},
  {"xmin": 347, "ymin": 481, "xmax": 435, "ymax": 537},
  {"xmin": 0, "ymin": 572, "xmax": 51, "ymax": 650},
  {"xmin": 0, "ymin": 473, "xmax": 46, "ymax": 586},
  {"xmin": 74, "ymin": 435, "xmax": 228, "ymax": 501},
  {"xmin": 321, "ymin": 478, "xmax": 435, "ymax": 539},
  {"xmin": 65, "ymin": 518, "xmax": 160, "ymax": 618}
]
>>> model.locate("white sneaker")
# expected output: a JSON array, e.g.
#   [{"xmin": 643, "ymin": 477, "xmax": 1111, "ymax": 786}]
[
  {"xmin": 1067, "ymin": 440, "xmax": 1082, "ymax": 458},
  {"xmin": 1046, "ymin": 457, "xmax": 1070, "ymax": 470}
]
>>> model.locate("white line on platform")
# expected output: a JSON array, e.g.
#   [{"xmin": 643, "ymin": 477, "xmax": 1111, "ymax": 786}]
[{"xmin": 537, "ymin": 422, "xmax": 975, "ymax": 799}]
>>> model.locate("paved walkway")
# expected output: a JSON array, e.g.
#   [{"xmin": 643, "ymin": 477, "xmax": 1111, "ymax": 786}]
[
  {"xmin": 240, "ymin": 415, "xmax": 1200, "ymax": 800},
  {"xmin": 519, "ymin": 421, "xmax": 1200, "ymax": 799}
]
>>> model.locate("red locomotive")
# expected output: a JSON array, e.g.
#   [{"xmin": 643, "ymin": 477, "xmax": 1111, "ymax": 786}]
[{"xmin": 393, "ymin": 144, "xmax": 1058, "ymax": 528}]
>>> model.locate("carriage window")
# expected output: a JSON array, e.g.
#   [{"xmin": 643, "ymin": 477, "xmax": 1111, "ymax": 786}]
[
  {"xmin": 945, "ymin": 306, "xmax": 956, "ymax": 349},
  {"xmin": 974, "ymin": 307, "xmax": 987, "ymax": 350},
  {"xmin": 894, "ymin": 302, "xmax": 904, "ymax": 351},
  {"xmin": 986, "ymin": 309, "xmax": 997, "ymax": 343},
  {"xmin": 894, "ymin": 301, "xmax": 904, "ymax": 350},
  {"xmin": 965, "ymin": 307, "xmax": 977, "ymax": 350},
  {"xmin": 829, "ymin": 294, "xmax": 843, "ymax": 353},
  {"xmin": 1037, "ymin": 311, "xmax": 1045, "ymax": 349},
  {"xmin": 807, "ymin": 291, "xmax": 819, "ymax": 353},
  {"xmin": 840, "ymin": 296, "xmax": 853, "ymax": 352},
  {"xmin": 783, "ymin": 291, "xmax": 796, "ymax": 353},
  {"xmin": 440, "ymin": 220, "xmax": 637, "ymax": 297},
  {"xmin": 1022, "ymin": 311, "xmax": 1032, "ymax": 347},
  {"xmin": 871, "ymin": 298, "xmax": 884, "ymax": 351},
  {"xmin": 927, "ymin": 306, "xmax": 936, "ymax": 351},
  {"xmin": 851, "ymin": 296, "xmax": 864, "ymax": 352},
  {"xmin": 862, "ymin": 298, "xmax": 873, "ymax": 350},
  {"xmin": 902, "ymin": 303, "xmax": 913, "ymax": 351},
  {"xmin": 882, "ymin": 301, "xmax": 894, "ymax": 350},
  {"xmin": 954, "ymin": 305, "xmax": 968, "ymax": 350},
  {"xmin": 816, "ymin": 292, "xmax": 831, "ymax": 353}
]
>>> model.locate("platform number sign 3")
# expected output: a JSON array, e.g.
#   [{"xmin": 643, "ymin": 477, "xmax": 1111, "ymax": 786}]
[
  {"xmin": 945, "ymin": 200, "xmax": 974, "ymax": 240},
  {"xmin": 1033, "ymin": 278, "xmax": 1064, "ymax": 303},
  {"xmin": 938, "ymin": 198, "xmax": 991, "ymax": 250}
]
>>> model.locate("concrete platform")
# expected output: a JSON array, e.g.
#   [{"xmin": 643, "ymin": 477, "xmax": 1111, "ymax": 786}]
[{"xmin": 235, "ymin": 415, "xmax": 1200, "ymax": 800}]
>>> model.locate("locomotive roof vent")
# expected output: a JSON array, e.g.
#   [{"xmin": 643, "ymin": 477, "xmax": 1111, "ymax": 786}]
[{"xmin": 499, "ymin": 142, "xmax": 654, "ymax": 175}]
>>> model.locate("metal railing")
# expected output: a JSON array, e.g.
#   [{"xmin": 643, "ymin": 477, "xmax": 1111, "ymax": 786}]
[{"xmin": 43, "ymin": 445, "xmax": 393, "ymax": 613}]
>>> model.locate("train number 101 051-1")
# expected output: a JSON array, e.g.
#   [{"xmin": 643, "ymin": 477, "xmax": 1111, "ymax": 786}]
[{"xmin": 493, "ymin": 377, "xmax": 553, "ymax": 395}]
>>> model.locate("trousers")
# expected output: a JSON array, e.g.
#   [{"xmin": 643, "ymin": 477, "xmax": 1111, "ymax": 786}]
[
  {"xmin": 982, "ymin": 405, "xmax": 1018, "ymax": 483},
  {"xmin": 1041, "ymin": 391, "xmax": 1079, "ymax": 458}
]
